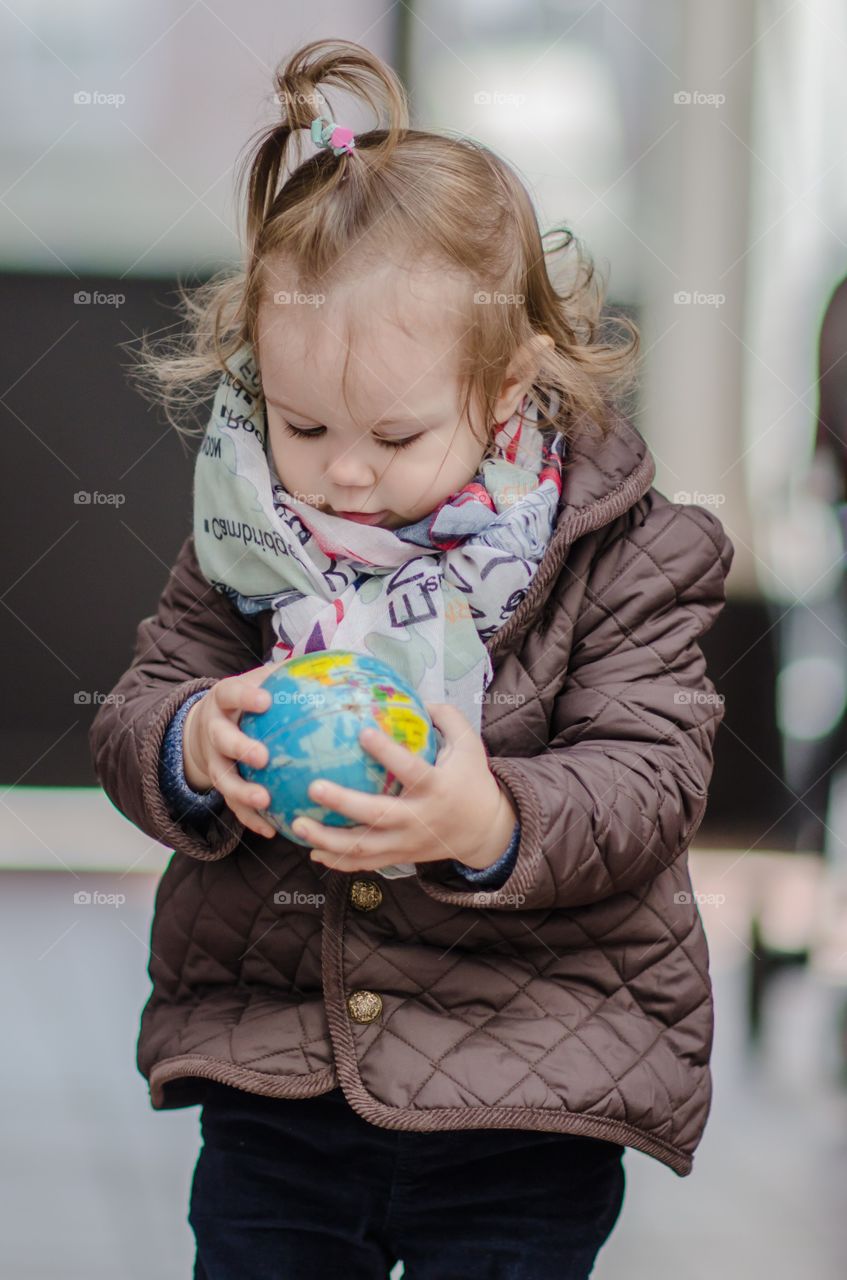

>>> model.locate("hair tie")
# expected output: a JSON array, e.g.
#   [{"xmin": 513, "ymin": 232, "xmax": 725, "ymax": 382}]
[{"xmin": 310, "ymin": 115, "xmax": 356, "ymax": 156}]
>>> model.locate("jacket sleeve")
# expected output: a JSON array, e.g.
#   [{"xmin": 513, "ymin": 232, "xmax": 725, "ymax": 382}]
[
  {"xmin": 88, "ymin": 533, "xmax": 266, "ymax": 861},
  {"xmin": 449, "ymin": 821, "xmax": 522, "ymax": 887},
  {"xmin": 417, "ymin": 496, "xmax": 735, "ymax": 911}
]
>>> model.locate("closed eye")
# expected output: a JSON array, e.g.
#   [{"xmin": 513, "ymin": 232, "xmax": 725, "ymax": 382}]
[{"xmin": 281, "ymin": 422, "xmax": 421, "ymax": 451}]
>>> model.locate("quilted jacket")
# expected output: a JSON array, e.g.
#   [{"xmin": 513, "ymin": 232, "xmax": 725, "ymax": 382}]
[{"xmin": 88, "ymin": 406, "xmax": 734, "ymax": 1178}]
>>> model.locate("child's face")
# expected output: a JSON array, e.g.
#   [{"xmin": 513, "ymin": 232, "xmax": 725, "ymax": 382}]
[{"xmin": 256, "ymin": 263, "xmax": 501, "ymax": 530}]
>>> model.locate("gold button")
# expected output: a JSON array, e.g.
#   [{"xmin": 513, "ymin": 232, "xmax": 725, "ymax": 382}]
[
  {"xmin": 349, "ymin": 879, "xmax": 383, "ymax": 911},
  {"xmin": 347, "ymin": 990, "xmax": 383, "ymax": 1023}
]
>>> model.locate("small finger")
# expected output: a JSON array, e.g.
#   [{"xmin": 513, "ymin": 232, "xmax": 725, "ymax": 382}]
[
  {"xmin": 230, "ymin": 778, "xmax": 272, "ymax": 812},
  {"xmin": 232, "ymin": 728, "xmax": 268, "ymax": 768},
  {"xmin": 291, "ymin": 817, "xmax": 378, "ymax": 860},
  {"xmin": 306, "ymin": 777, "xmax": 392, "ymax": 826},
  {"xmin": 233, "ymin": 804, "xmax": 277, "ymax": 838},
  {"xmin": 212, "ymin": 762, "xmax": 271, "ymax": 813}
]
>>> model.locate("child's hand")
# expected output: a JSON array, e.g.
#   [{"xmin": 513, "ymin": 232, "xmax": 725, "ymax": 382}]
[
  {"xmin": 291, "ymin": 702, "xmax": 519, "ymax": 874},
  {"xmin": 182, "ymin": 662, "xmax": 281, "ymax": 839}
]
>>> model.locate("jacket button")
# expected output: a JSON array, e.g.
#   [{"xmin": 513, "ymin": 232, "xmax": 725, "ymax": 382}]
[
  {"xmin": 347, "ymin": 990, "xmax": 383, "ymax": 1023},
  {"xmin": 349, "ymin": 879, "xmax": 383, "ymax": 911}
]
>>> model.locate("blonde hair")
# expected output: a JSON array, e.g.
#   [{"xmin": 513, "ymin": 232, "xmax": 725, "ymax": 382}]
[{"xmin": 125, "ymin": 37, "xmax": 640, "ymax": 450}]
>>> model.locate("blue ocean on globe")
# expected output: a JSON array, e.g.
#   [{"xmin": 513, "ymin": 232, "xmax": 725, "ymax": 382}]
[{"xmin": 237, "ymin": 650, "xmax": 439, "ymax": 846}]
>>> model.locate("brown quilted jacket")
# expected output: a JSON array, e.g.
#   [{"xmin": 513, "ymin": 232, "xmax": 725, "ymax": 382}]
[{"xmin": 89, "ymin": 408, "xmax": 734, "ymax": 1177}]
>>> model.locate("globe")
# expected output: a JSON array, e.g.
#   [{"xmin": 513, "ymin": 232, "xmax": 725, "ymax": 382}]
[{"xmin": 236, "ymin": 650, "xmax": 440, "ymax": 851}]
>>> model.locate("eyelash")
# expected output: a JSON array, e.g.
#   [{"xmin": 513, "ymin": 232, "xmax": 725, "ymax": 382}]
[{"xmin": 281, "ymin": 423, "xmax": 420, "ymax": 451}]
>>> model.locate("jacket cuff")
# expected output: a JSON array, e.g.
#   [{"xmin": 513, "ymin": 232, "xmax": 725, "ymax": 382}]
[
  {"xmin": 415, "ymin": 772, "xmax": 536, "ymax": 908},
  {"xmin": 159, "ymin": 689, "xmax": 226, "ymax": 826},
  {"xmin": 449, "ymin": 820, "xmax": 521, "ymax": 888},
  {"xmin": 137, "ymin": 678, "xmax": 246, "ymax": 861}
]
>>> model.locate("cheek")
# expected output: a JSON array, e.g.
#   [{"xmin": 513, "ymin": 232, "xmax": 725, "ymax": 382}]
[
  {"xmin": 268, "ymin": 436, "xmax": 316, "ymax": 499},
  {"xmin": 268, "ymin": 436, "xmax": 292, "ymax": 482},
  {"xmin": 428, "ymin": 424, "xmax": 487, "ymax": 479},
  {"xmin": 398, "ymin": 436, "xmax": 482, "ymax": 503}
]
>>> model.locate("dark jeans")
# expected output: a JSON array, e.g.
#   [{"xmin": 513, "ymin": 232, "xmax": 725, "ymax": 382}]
[{"xmin": 188, "ymin": 1082, "xmax": 626, "ymax": 1280}]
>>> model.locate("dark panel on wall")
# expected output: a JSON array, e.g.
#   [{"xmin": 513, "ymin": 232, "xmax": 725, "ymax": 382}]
[
  {"xmin": 700, "ymin": 600, "xmax": 795, "ymax": 849},
  {"xmin": 0, "ymin": 271, "xmax": 204, "ymax": 786}
]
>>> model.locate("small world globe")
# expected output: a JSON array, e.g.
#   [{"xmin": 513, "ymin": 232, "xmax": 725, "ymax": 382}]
[{"xmin": 237, "ymin": 650, "xmax": 440, "ymax": 847}]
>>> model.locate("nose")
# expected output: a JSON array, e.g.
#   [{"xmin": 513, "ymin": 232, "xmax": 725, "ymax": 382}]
[{"xmin": 322, "ymin": 449, "xmax": 380, "ymax": 489}]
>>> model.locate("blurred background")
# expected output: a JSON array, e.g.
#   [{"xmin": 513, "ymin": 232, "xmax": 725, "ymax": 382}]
[{"xmin": 2, "ymin": 0, "xmax": 847, "ymax": 1276}]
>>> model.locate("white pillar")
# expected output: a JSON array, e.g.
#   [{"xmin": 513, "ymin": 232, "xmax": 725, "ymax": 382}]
[{"xmin": 638, "ymin": 0, "xmax": 757, "ymax": 595}]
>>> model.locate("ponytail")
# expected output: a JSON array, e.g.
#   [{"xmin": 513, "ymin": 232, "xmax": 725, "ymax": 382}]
[{"xmin": 237, "ymin": 39, "xmax": 410, "ymax": 280}]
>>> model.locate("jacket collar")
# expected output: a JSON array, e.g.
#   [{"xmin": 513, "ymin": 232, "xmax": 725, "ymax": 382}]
[{"xmin": 487, "ymin": 406, "xmax": 656, "ymax": 661}]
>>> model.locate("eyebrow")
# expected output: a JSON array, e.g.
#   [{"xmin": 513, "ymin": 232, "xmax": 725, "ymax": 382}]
[{"xmin": 264, "ymin": 396, "xmax": 438, "ymax": 430}]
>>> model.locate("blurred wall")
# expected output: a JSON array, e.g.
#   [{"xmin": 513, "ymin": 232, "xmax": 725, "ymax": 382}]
[{"xmin": 0, "ymin": 0, "xmax": 396, "ymax": 273}]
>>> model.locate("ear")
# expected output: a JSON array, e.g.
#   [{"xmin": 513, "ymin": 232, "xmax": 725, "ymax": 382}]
[{"xmin": 492, "ymin": 334, "xmax": 555, "ymax": 423}]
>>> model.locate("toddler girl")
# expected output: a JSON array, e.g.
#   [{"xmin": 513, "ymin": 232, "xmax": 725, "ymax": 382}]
[{"xmin": 91, "ymin": 36, "xmax": 734, "ymax": 1280}]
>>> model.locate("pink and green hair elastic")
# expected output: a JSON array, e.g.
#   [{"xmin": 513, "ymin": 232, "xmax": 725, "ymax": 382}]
[{"xmin": 310, "ymin": 115, "xmax": 357, "ymax": 156}]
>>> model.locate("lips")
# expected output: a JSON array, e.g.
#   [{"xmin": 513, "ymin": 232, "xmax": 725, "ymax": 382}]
[{"xmin": 333, "ymin": 510, "xmax": 389, "ymax": 525}]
